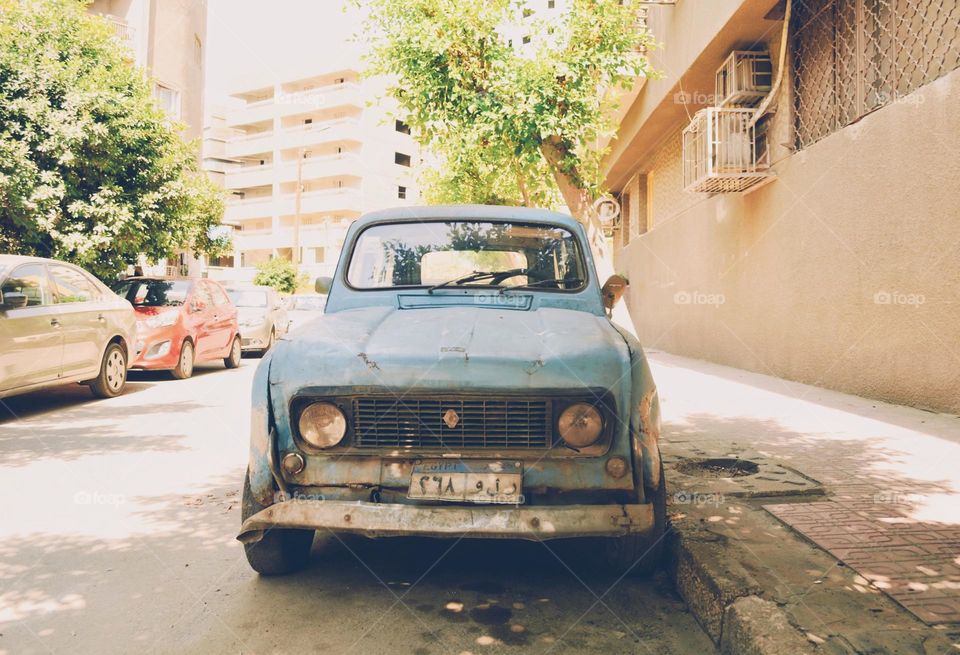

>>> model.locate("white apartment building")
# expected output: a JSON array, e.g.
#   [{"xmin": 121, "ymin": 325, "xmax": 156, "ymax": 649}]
[{"xmin": 210, "ymin": 69, "xmax": 419, "ymax": 283}]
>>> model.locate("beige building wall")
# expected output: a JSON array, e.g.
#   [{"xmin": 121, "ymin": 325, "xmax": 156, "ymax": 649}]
[
  {"xmin": 606, "ymin": 0, "xmax": 960, "ymax": 413},
  {"xmin": 146, "ymin": 0, "xmax": 207, "ymax": 144}
]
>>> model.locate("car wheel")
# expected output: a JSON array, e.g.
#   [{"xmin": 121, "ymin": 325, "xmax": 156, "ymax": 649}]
[
  {"xmin": 171, "ymin": 340, "xmax": 195, "ymax": 380},
  {"xmin": 601, "ymin": 461, "xmax": 667, "ymax": 577},
  {"xmin": 241, "ymin": 469, "xmax": 314, "ymax": 575},
  {"xmin": 89, "ymin": 342, "xmax": 127, "ymax": 399},
  {"xmin": 224, "ymin": 336, "xmax": 242, "ymax": 369}
]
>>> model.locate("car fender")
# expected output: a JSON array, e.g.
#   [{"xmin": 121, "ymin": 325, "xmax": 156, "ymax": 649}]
[
  {"xmin": 613, "ymin": 325, "xmax": 662, "ymax": 496},
  {"xmin": 248, "ymin": 352, "xmax": 278, "ymax": 507}
]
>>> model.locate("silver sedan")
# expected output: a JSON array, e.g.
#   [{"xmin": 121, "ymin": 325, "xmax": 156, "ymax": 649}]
[{"xmin": 0, "ymin": 255, "xmax": 136, "ymax": 399}]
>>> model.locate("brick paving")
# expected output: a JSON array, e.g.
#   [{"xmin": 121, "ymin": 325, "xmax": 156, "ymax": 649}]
[{"xmin": 647, "ymin": 349, "xmax": 960, "ymax": 626}]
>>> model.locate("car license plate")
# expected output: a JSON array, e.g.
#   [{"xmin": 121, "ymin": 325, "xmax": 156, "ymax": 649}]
[{"xmin": 408, "ymin": 460, "xmax": 522, "ymax": 504}]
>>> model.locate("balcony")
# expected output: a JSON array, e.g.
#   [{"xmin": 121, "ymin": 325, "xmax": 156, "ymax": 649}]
[
  {"xmin": 224, "ymin": 131, "xmax": 274, "ymax": 159},
  {"xmin": 225, "ymin": 97, "xmax": 275, "ymax": 127},
  {"xmin": 225, "ymin": 165, "xmax": 274, "ymax": 190},
  {"xmin": 280, "ymin": 119, "xmax": 362, "ymax": 151},
  {"xmin": 224, "ymin": 197, "xmax": 273, "ymax": 222},
  {"xmin": 280, "ymin": 153, "xmax": 363, "ymax": 184},
  {"xmin": 224, "ymin": 188, "xmax": 363, "ymax": 222},
  {"xmin": 226, "ymin": 83, "xmax": 363, "ymax": 128}
]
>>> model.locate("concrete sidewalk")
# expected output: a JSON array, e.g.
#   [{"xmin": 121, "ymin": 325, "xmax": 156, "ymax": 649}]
[{"xmin": 647, "ymin": 349, "xmax": 960, "ymax": 652}]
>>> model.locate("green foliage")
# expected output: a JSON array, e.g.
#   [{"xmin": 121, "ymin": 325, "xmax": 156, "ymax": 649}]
[
  {"xmin": 253, "ymin": 258, "xmax": 307, "ymax": 295},
  {"xmin": 0, "ymin": 0, "xmax": 225, "ymax": 280},
  {"xmin": 361, "ymin": 0, "xmax": 655, "ymax": 213}
]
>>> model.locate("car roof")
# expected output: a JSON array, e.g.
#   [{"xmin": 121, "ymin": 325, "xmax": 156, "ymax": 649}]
[
  {"xmin": 0, "ymin": 254, "xmax": 77, "ymax": 267},
  {"xmin": 122, "ymin": 276, "xmax": 196, "ymax": 282},
  {"xmin": 354, "ymin": 205, "xmax": 580, "ymax": 231}
]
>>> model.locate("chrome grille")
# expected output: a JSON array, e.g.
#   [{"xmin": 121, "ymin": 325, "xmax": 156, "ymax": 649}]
[{"xmin": 352, "ymin": 397, "xmax": 552, "ymax": 449}]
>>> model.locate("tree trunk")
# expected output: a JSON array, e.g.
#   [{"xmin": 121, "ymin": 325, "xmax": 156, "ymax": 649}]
[{"xmin": 540, "ymin": 136, "xmax": 612, "ymax": 278}]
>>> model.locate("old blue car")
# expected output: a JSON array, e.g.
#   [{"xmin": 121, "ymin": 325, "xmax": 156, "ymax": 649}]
[{"xmin": 237, "ymin": 205, "xmax": 665, "ymax": 575}]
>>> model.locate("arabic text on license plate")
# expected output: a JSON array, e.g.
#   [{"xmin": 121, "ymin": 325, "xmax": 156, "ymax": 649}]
[{"xmin": 408, "ymin": 460, "xmax": 522, "ymax": 504}]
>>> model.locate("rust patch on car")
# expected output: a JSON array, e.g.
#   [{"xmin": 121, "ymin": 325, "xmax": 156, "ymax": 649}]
[{"xmin": 357, "ymin": 352, "xmax": 381, "ymax": 370}]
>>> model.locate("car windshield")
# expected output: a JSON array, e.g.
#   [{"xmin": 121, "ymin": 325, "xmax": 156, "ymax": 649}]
[
  {"xmin": 227, "ymin": 289, "xmax": 268, "ymax": 308},
  {"xmin": 346, "ymin": 221, "xmax": 587, "ymax": 290},
  {"xmin": 113, "ymin": 279, "xmax": 191, "ymax": 307},
  {"xmin": 292, "ymin": 296, "xmax": 325, "ymax": 310}
]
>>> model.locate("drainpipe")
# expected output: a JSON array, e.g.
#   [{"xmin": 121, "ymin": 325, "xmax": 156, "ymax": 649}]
[{"xmin": 750, "ymin": 0, "xmax": 793, "ymax": 127}]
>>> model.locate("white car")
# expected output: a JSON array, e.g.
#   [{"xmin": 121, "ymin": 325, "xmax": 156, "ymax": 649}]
[{"xmin": 0, "ymin": 255, "xmax": 136, "ymax": 399}]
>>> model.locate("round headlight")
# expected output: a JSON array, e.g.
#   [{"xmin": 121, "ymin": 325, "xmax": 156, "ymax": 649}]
[
  {"xmin": 558, "ymin": 403, "xmax": 604, "ymax": 448},
  {"xmin": 298, "ymin": 402, "xmax": 347, "ymax": 449}
]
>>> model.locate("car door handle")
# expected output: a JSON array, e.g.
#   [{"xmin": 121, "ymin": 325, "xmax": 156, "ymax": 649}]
[
  {"xmin": 97, "ymin": 313, "xmax": 106, "ymax": 322},
  {"xmin": 50, "ymin": 318, "xmax": 61, "ymax": 328}
]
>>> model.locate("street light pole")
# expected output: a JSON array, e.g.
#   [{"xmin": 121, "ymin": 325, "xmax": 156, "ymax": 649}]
[
  {"xmin": 293, "ymin": 146, "xmax": 304, "ymax": 266},
  {"xmin": 291, "ymin": 123, "xmax": 329, "ymax": 268}
]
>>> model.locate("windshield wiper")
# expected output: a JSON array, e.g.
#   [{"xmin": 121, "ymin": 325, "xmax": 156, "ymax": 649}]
[
  {"xmin": 427, "ymin": 268, "xmax": 529, "ymax": 294},
  {"xmin": 499, "ymin": 277, "xmax": 584, "ymax": 294}
]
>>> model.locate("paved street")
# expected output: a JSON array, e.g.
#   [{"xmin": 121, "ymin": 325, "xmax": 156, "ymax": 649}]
[{"xmin": 0, "ymin": 358, "xmax": 713, "ymax": 655}]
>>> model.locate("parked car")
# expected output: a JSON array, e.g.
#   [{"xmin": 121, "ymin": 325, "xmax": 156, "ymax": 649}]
[
  {"xmin": 0, "ymin": 255, "xmax": 136, "ymax": 399},
  {"xmin": 237, "ymin": 206, "xmax": 665, "ymax": 576},
  {"xmin": 285, "ymin": 293, "xmax": 326, "ymax": 334},
  {"xmin": 112, "ymin": 277, "xmax": 241, "ymax": 379},
  {"xmin": 224, "ymin": 285, "xmax": 288, "ymax": 355}
]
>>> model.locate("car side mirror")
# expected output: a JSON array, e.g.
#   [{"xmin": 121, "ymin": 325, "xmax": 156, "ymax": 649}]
[
  {"xmin": 600, "ymin": 275, "xmax": 629, "ymax": 312},
  {"xmin": 191, "ymin": 299, "xmax": 206, "ymax": 313},
  {"xmin": 315, "ymin": 276, "xmax": 333, "ymax": 294},
  {"xmin": 1, "ymin": 291, "xmax": 29, "ymax": 310}
]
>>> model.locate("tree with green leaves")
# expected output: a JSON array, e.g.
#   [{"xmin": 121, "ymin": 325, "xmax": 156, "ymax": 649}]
[
  {"xmin": 361, "ymin": 0, "xmax": 654, "ymax": 226},
  {"xmin": 253, "ymin": 257, "xmax": 307, "ymax": 295},
  {"xmin": 0, "ymin": 0, "xmax": 225, "ymax": 280}
]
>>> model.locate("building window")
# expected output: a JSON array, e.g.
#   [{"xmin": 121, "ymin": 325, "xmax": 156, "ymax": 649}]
[
  {"xmin": 522, "ymin": 35, "xmax": 531, "ymax": 45},
  {"xmin": 548, "ymin": 0, "xmax": 555, "ymax": 7},
  {"xmin": 398, "ymin": 186, "xmax": 407, "ymax": 200},
  {"xmin": 395, "ymin": 119, "xmax": 411, "ymax": 134},
  {"xmin": 792, "ymin": 0, "xmax": 960, "ymax": 150},
  {"xmin": 394, "ymin": 152, "xmax": 412, "ymax": 167},
  {"xmin": 154, "ymin": 83, "xmax": 181, "ymax": 119}
]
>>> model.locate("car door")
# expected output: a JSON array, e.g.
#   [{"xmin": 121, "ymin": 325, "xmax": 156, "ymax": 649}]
[
  {"xmin": 207, "ymin": 282, "xmax": 236, "ymax": 354},
  {"xmin": 190, "ymin": 283, "xmax": 218, "ymax": 359},
  {"xmin": 47, "ymin": 263, "xmax": 105, "ymax": 379},
  {"xmin": 0, "ymin": 263, "xmax": 63, "ymax": 393}
]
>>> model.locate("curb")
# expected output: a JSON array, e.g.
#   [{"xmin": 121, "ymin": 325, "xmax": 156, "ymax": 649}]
[{"xmin": 668, "ymin": 523, "xmax": 816, "ymax": 654}]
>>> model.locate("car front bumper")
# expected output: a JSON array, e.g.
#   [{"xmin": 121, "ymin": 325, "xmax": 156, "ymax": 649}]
[
  {"xmin": 237, "ymin": 499, "xmax": 653, "ymax": 544},
  {"xmin": 240, "ymin": 322, "xmax": 271, "ymax": 350}
]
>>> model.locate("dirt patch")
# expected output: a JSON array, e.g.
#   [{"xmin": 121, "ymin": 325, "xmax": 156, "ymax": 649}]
[{"xmin": 675, "ymin": 457, "xmax": 759, "ymax": 478}]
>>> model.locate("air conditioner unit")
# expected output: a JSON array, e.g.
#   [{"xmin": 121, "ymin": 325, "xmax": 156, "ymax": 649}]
[
  {"xmin": 682, "ymin": 108, "xmax": 770, "ymax": 193},
  {"xmin": 715, "ymin": 51, "xmax": 772, "ymax": 107}
]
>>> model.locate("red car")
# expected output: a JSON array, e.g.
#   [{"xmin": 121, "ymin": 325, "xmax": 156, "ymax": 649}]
[{"xmin": 112, "ymin": 277, "xmax": 241, "ymax": 379}]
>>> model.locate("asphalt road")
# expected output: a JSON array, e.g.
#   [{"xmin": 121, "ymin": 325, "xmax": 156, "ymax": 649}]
[{"xmin": 0, "ymin": 357, "xmax": 714, "ymax": 655}]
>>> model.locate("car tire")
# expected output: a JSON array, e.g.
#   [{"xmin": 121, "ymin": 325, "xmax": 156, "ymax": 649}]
[
  {"xmin": 89, "ymin": 342, "xmax": 127, "ymax": 399},
  {"xmin": 224, "ymin": 336, "xmax": 241, "ymax": 369},
  {"xmin": 170, "ymin": 340, "xmax": 194, "ymax": 380},
  {"xmin": 241, "ymin": 469, "xmax": 314, "ymax": 575},
  {"xmin": 601, "ymin": 461, "xmax": 667, "ymax": 577}
]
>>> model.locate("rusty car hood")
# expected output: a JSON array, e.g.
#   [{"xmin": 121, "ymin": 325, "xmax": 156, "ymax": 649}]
[{"xmin": 267, "ymin": 305, "xmax": 631, "ymax": 397}]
